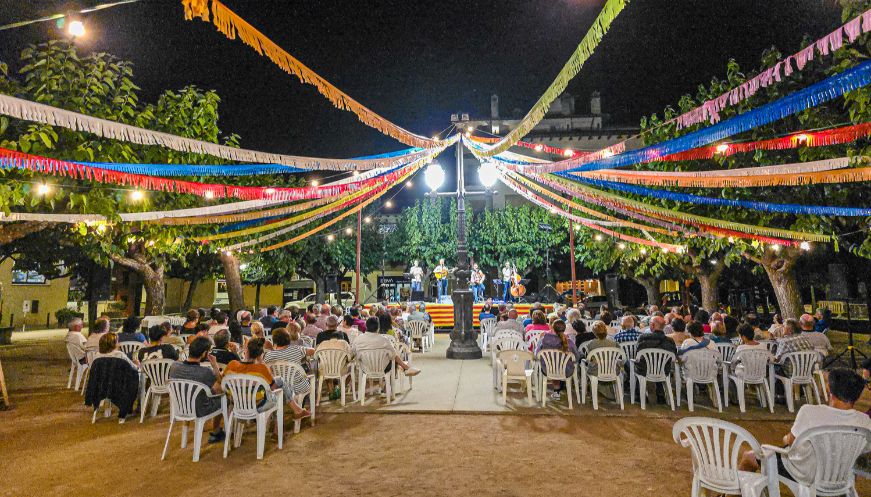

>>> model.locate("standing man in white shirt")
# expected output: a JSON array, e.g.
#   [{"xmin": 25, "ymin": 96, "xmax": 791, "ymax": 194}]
[
  {"xmin": 739, "ymin": 368, "xmax": 871, "ymax": 480},
  {"xmin": 409, "ymin": 260, "xmax": 424, "ymax": 300},
  {"xmin": 501, "ymin": 262, "xmax": 514, "ymax": 303}
]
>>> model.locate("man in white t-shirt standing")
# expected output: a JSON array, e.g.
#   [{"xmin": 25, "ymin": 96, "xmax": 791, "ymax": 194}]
[
  {"xmin": 409, "ymin": 260, "xmax": 424, "ymax": 298},
  {"xmin": 739, "ymin": 368, "xmax": 871, "ymax": 481}
]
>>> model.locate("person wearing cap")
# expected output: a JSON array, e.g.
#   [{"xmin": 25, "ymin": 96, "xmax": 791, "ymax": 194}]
[
  {"xmin": 352, "ymin": 316, "xmax": 420, "ymax": 377},
  {"xmin": 315, "ymin": 315, "xmax": 351, "ymax": 346}
]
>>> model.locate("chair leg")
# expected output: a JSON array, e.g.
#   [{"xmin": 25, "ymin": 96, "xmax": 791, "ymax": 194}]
[
  {"xmin": 810, "ymin": 381, "xmax": 821, "ymax": 405},
  {"xmin": 359, "ymin": 372, "xmax": 366, "ymax": 406},
  {"xmin": 724, "ymin": 374, "xmax": 730, "ymax": 408},
  {"xmin": 222, "ymin": 415, "xmax": 232, "ymax": 458},
  {"xmin": 629, "ymin": 362, "xmax": 636, "ymax": 405},
  {"xmin": 140, "ymin": 390, "xmax": 150, "ymax": 423},
  {"xmin": 566, "ymin": 376, "xmax": 573, "ymax": 410},
  {"xmin": 675, "ymin": 368, "xmax": 682, "ymax": 407},
  {"xmin": 736, "ymin": 380, "xmax": 746, "ymax": 413},
  {"xmin": 161, "ymin": 419, "xmax": 174, "ymax": 461},
  {"xmin": 616, "ymin": 379, "xmax": 625, "ymax": 410},
  {"xmin": 540, "ymin": 376, "xmax": 546, "ymax": 408},
  {"xmin": 67, "ymin": 363, "xmax": 75, "ymax": 389},
  {"xmin": 665, "ymin": 377, "xmax": 676, "ymax": 411},
  {"xmin": 763, "ymin": 382, "xmax": 774, "ymax": 413},
  {"xmin": 502, "ymin": 374, "xmax": 508, "ymax": 405},
  {"xmin": 276, "ymin": 404, "xmax": 284, "ymax": 450},
  {"xmin": 687, "ymin": 381, "xmax": 694, "ymax": 412},
  {"xmin": 580, "ymin": 369, "xmax": 587, "ymax": 405},
  {"xmin": 784, "ymin": 379, "xmax": 795, "ymax": 413},
  {"xmin": 638, "ymin": 377, "xmax": 647, "ymax": 410},
  {"xmin": 256, "ymin": 417, "xmax": 266, "ymax": 460},
  {"xmin": 181, "ymin": 421, "xmax": 189, "ymax": 448},
  {"xmin": 573, "ymin": 371, "xmax": 581, "ymax": 406},
  {"xmin": 151, "ymin": 395, "xmax": 161, "ymax": 417},
  {"xmin": 316, "ymin": 377, "xmax": 324, "ymax": 406},
  {"xmin": 192, "ymin": 419, "xmax": 205, "ymax": 463},
  {"xmin": 590, "ymin": 377, "xmax": 599, "ymax": 410},
  {"xmin": 712, "ymin": 381, "xmax": 723, "ymax": 413},
  {"xmin": 309, "ymin": 387, "xmax": 316, "ymax": 427}
]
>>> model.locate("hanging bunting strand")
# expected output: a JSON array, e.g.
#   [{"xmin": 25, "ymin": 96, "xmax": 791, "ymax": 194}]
[
  {"xmin": 471, "ymin": 0, "xmax": 628, "ymax": 157},
  {"xmin": 181, "ymin": 0, "xmax": 447, "ymax": 150},
  {"xmin": 0, "ymin": 93, "xmax": 436, "ymax": 171},
  {"xmin": 528, "ymin": 61, "xmax": 871, "ymax": 174}
]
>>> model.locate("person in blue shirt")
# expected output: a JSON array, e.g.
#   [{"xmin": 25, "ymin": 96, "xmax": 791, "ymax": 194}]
[
  {"xmin": 117, "ymin": 315, "xmax": 146, "ymax": 343},
  {"xmin": 814, "ymin": 308, "xmax": 831, "ymax": 333},
  {"xmin": 478, "ymin": 304, "xmax": 496, "ymax": 322}
]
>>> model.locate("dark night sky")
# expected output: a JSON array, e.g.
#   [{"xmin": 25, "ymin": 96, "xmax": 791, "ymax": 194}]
[{"xmin": 0, "ymin": 0, "xmax": 842, "ymax": 158}]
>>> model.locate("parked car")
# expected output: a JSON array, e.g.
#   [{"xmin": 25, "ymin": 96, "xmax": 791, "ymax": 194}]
[{"xmin": 284, "ymin": 292, "xmax": 356, "ymax": 310}]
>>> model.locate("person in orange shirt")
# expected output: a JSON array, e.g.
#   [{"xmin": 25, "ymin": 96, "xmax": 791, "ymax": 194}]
[{"xmin": 224, "ymin": 337, "xmax": 310, "ymax": 420}]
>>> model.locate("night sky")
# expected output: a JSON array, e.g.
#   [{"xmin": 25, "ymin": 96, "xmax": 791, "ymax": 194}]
[{"xmin": 1, "ymin": 1, "xmax": 842, "ymax": 158}]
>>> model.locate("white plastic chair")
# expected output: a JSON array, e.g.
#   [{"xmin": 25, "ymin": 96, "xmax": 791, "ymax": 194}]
[
  {"xmin": 632, "ymin": 349, "xmax": 676, "ymax": 410},
  {"xmin": 678, "ymin": 349, "xmax": 723, "ymax": 412},
  {"xmin": 538, "ymin": 349, "xmax": 578, "ymax": 408},
  {"xmin": 356, "ymin": 349, "xmax": 394, "ymax": 406},
  {"xmin": 221, "ymin": 374, "xmax": 284, "ymax": 460},
  {"xmin": 393, "ymin": 341, "xmax": 414, "ymax": 393},
  {"xmin": 673, "ymin": 417, "xmax": 777, "ymax": 497},
  {"xmin": 162, "ymin": 379, "xmax": 227, "ymax": 462},
  {"xmin": 66, "ymin": 342, "xmax": 88, "ymax": 391},
  {"xmin": 619, "ymin": 340, "xmax": 638, "ymax": 402},
  {"xmin": 774, "ymin": 350, "xmax": 821, "ymax": 413},
  {"xmin": 525, "ymin": 330, "xmax": 545, "ymax": 352},
  {"xmin": 497, "ymin": 349, "xmax": 534, "ymax": 404},
  {"xmin": 299, "ymin": 335, "xmax": 314, "ymax": 348},
  {"xmin": 491, "ymin": 335, "xmax": 526, "ymax": 390},
  {"xmin": 347, "ymin": 329, "xmax": 362, "ymax": 344},
  {"xmin": 479, "ymin": 318, "xmax": 497, "ymax": 353},
  {"xmin": 268, "ymin": 361, "xmax": 315, "ymax": 433},
  {"xmin": 406, "ymin": 320, "xmax": 430, "ymax": 352},
  {"xmin": 580, "ymin": 347, "xmax": 626, "ymax": 410},
  {"xmin": 715, "ymin": 342, "xmax": 737, "ymax": 397},
  {"xmin": 762, "ymin": 425, "xmax": 871, "ymax": 497},
  {"xmin": 119, "ymin": 341, "xmax": 143, "ymax": 359},
  {"xmin": 314, "ymin": 348, "xmax": 355, "ymax": 406},
  {"xmin": 139, "ymin": 359, "xmax": 174, "ymax": 423},
  {"xmin": 79, "ymin": 350, "xmax": 97, "ymax": 396},
  {"xmin": 725, "ymin": 349, "xmax": 773, "ymax": 413}
]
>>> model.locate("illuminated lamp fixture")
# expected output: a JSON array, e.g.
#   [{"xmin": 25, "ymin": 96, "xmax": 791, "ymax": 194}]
[
  {"xmin": 385, "ymin": 200, "xmax": 393, "ymax": 208},
  {"xmin": 327, "ymin": 234, "xmax": 335, "ymax": 242},
  {"xmin": 794, "ymin": 133, "xmax": 809, "ymax": 143},
  {"xmin": 36, "ymin": 183, "xmax": 50, "ymax": 195},
  {"xmin": 129, "ymin": 190, "xmax": 145, "ymax": 202},
  {"xmin": 203, "ymin": 190, "xmax": 215, "ymax": 199},
  {"xmin": 617, "ymin": 242, "xmax": 626, "ymax": 250},
  {"xmin": 344, "ymin": 227, "xmax": 353, "ymax": 235},
  {"xmin": 640, "ymin": 247, "xmax": 648, "ymax": 255},
  {"xmin": 770, "ymin": 243, "xmax": 782, "ymax": 252},
  {"xmin": 601, "ymin": 149, "xmax": 614, "ymax": 158},
  {"xmin": 594, "ymin": 234, "xmax": 603, "ymax": 241},
  {"xmin": 715, "ymin": 144, "xmax": 729, "ymax": 154},
  {"xmin": 478, "ymin": 161, "xmax": 499, "ymax": 188},
  {"xmin": 799, "ymin": 241, "xmax": 811, "ymax": 251},
  {"xmin": 424, "ymin": 163, "xmax": 445, "ymax": 191},
  {"xmin": 364, "ymin": 216, "xmax": 372, "ymax": 224},
  {"xmin": 310, "ymin": 179, "xmax": 319, "ymax": 187},
  {"xmin": 67, "ymin": 20, "xmax": 85, "ymax": 38},
  {"xmin": 534, "ymin": 144, "xmax": 544, "ymax": 152},
  {"xmin": 563, "ymin": 149, "xmax": 574, "ymax": 157},
  {"xmin": 264, "ymin": 187, "xmax": 276, "ymax": 195}
]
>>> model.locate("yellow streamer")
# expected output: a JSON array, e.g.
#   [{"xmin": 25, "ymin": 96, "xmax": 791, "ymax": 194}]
[
  {"xmin": 182, "ymin": 0, "xmax": 447, "ymax": 150},
  {"xmin": 144, "ymin": 196, "xmax": 338, "ymax": 226}
]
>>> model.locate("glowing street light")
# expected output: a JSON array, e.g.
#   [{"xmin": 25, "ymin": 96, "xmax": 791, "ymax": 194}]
[
  {"xmin": 405, "ymin": 180, "xmax": 413, "ymax": 188},
  {"xmin": 800, "ymin": 241, "xmax": 811, "ymax": 251},
  {"xmin": 617, "ymin": 242, "xmax": 626, "ymax": 250},
  {"xmin": 67, "ymin": 20, "xmax": 85, "ymax": 38},
  {"xmin": 534, "ymin": 144, "xmax": 544, "ymax": 152},
  {"xmin": 363, "ymin": 216, "xmax": 372, "ymax": 224},
  {"xmin": 594, "ymin": 234, "xmax": 603, "ymax": 241},
  {"xmin": 310, "ymin": 179, "xmax": 319, "ymax": 187},
  {"xmin": 385, "ymin": 200, "xmax": 393, "ymax": 208},
  {"xmin": 563, "ymin": 149, "xmax": 574, "ymax": 157},
  {"xmin": 344, "ymin": 227, "xmax": 353, "ymax": 235},
  {"xmin": 35, "ymin": 183, "xmax": 50, "ymax": 196},
  {"xmin": 203, "ymin": 191, "xmax": 215, "ymax": 200},
  {"xmin": 327, "ymin": 234, "xmax": 335, "ymax": 242},
  {"xmin": 129, "ymin": 190, "xmax": 145, "ymax": 202},
  {"xmin": 715, "ymin": 144, "xmax": 729, "ymax": 154},
  {"xmin": 478, "ymin": 161, "xmax": 499, "ymax": 188},
  {"xmin": 424, "ymin": 163, "xmax": 445, "ymax": 191}
]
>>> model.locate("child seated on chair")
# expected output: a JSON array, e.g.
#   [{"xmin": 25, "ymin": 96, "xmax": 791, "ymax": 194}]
[{"xmin": 738, "ymin": 368, "xmax": 871, "ymax": 480}]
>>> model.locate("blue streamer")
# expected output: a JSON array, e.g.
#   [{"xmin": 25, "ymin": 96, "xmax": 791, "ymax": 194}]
[
  {"xmin": 562, "ymin": 60, "xmax": 871, "ymax": 173},
  {"xmin": 576, "ymin": 177, "xmax": 871, "ymax": 216},
  {"xmin": 73, "ymin": 147, "xmax": 422, "ymax": 177}
]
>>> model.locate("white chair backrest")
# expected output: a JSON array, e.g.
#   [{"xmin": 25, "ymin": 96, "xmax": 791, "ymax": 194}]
[
  {"xmin": 681, "ymin": 349, "xmax": 720, "ymax": 382},
  {"xmin": 635, "ymin": 349, "xmax": 675, "ymax": 381},
  {"xmin": 578, "ymin": 340, "xmax": 593, "ymax": 358},
  {"xmin": 221, "ymin": 374, "xmax": 272, "ymax": 418},
  {"xmin": 714, "ymin": 342, "xmax": 737, "ymax": 363},
  {"xmin": 586, "ymin": 347, "xmax": 625, "ymax": 380},
  {"xmin": 66, "ymin": 342, "xmax": 85, "ymax": 361},
  {"xmin": 268, "ymin": 361, "xmax": 308, "ymax": 392},
  {"xmin": 525, "ymin": 329, "xmax": 545, "ymax": 349},
  {"xmin": 140, "ymin": 359, "xmax": 175, "ymax": 389},
  {"xmin": 498, "ymin": 349, "xmax": 533, "ymax": 376},
  {"xmin": 167, "ymin": 379, "xmax": 212, "ymax": 420},
  {"xmin": 384, "ymin": 334, "xmax": 400, "ymax": 349},
  {"xmin": 609, "ymin": 320, "xmax": 619, "ymax": 328},
  {"xmin": 538, "ymin": 349, "xmax": 575, "ymax": 380},
  {"xmin": 300, "ymin": 335, "xmax": 313, "ymax": 348},
  {"xmin": 480, "ymin": 318, "xmax": 497, "ymax": 334},
  {"xmin": 731, "ymin": 349, "xmax": 770, "ymax": 381},
  {"xmin": 730, "ymin": 337, "xmax": 742, "ymax": 346},
  {"xmin": 406, "ymin": 320, "xmax": 429, "ymax": 339},
  {"xmin": 395, "ymin": 341, "xmax": 412, "ymax": 361},
  {"xmin": 347, "ymin": 329, "xmax": 362, "ymax": 343},
  {"xmin": 619, "ymin": 340, "xmax": 638, "ymax": 361},
  {"xmin": 493, "ymin": 329, "xmax": 523, "ymax": 341},
  {"xmin": 119, "ymin": 341, "xmax": 142, "ymax": 357},
  {"xmin": 790, "ymin": 425, "xmax": 871, "ymax": 492},
  {"xmin": 356, "ymin": 349, "xmax": 394, "ymax": 376},
  {"xmin": 759, "ymin": 340, "xmax": 777, "ymax": 353},
  {"xmin": 673, "ymin": 417, "xmax": 763, "ymax": 493},
  {"xmin": 314, "ymin": 348, "xmax": 350, "ymax": 378},
  {"xmin": 780, "ymin": 351, "xmax": 819, "ymax": 380},
  {"xmin": 492, "ymin": 336, "xmax": 525, "ymax": 353}
]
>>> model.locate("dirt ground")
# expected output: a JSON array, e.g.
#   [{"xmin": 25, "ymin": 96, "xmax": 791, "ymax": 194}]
[{"xmin": 1, "ymin": 334, "xmax": 869, "ymax": 497}]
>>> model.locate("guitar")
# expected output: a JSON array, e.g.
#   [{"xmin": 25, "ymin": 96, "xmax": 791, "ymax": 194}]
[{"xmin": 434, "ymin": 267, "xmax": 456, "ymax": 280}]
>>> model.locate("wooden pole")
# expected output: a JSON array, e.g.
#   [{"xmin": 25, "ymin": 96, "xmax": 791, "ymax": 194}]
[
  {"xmin": 568, "ymin": 218, "xmax": 578, "ymax": 307},
  {"xmin": 355, "ymin": 210, "xmax": 362, "ymax": 305},
  {"xmin": 0, "ymin": 357, "xmax": 9, "ymax": 408}
]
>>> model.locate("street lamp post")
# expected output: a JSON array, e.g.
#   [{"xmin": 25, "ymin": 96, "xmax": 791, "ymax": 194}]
[{"xmin": 446, "ymin": 140, "xmax": 481, "ymax": 359}]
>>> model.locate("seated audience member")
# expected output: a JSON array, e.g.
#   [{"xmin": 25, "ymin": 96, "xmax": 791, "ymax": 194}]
[
  {"xmin": 636, "ymin": 316, "xmax": 677, "ymax": 376},
  {"xmin": 567, "ymin": 309, "xmax": 595, "ymax": 347},
  {"xmin": 118, "ymin": 316, "xmax": 146, "ymax": 343},
  {"xmin": 774, "ymin": 318, "xmax": 814, "ymax": 364},
  {"xmin": 814, "ymin": 307, "xmax": 831, "ymax": 333},
  {"xmin": 524, "ymin": 310, "xmax": 550, "ymax": 339},
  {"xmin": 181, "ymin": 309, "xmax": 199, "ymax": 336},
  {"xmin": 331, "ymin": 305, "xmax": 344, "ymax": 319},
  {"xmin": 161, "ymin": 321, "xmax": 186, "ymax": 348},
  {"xmin": 351, "ymin": 318, "xmax": 420, "ymax": 376},
  {"xmin": 138, "ymin": 324, "xmax": 180, "ymax": 362},
  {"xmin": 744, "ymin": 313, "xmax": 765, "ymax": 340},
  {"xmin": 709, "ymin": 320, "xmax": 730, "ymax": 343},
  {"xmin": 349, "ymin": 307, "xmax": 368, "ymax": 330},
  {"xmin": 738, "ymin": 368, "xmax": 871, "ymax": 478},
  {"xmin": 259, "ymin": 305, "xmax": 279, "ymax": 330},
  {"xmin": 284, "ymin": 322, "xmax": 305, "ymax": 347},
  {"xmin": 678, "ymin": 321, "xmax": 715, "ymax": 355},
  {"xmin": 495, "ymin": 309, "xmax": 525, "ymax": 335},
  {"xmin": 338, "ymin": 315, "xmax": 357, "ymax": 334},
  {"xmin": 377, "ymin": 313, "xmax": 396, "ymax": 337},
  {"xmin": 667, "ymin": 317, "xmax": 689, "ymax": 345},
  {"xmin": 209, "ymin": 329, "xmax": 240, "ymax": 365},
  {"xmin": 522, "ymin": 304, "xmax": 543, "ymax": 328},
  {"xmin": 316, "ymin": 316, "xmax": 351, "ymax": 345},
  {"xmin": 730, "ymin": 323, "xmax": 772, "ymax": 374},
  {"xmin": 721, "ymin": 314, "xmax": 739, "ymax": 339},
  {"xmin": 238, "ymin": 311, "xmax": 253, "ymax": 338},
  {"xmin": 315, "ymin": 304, "xmax": 332, "ymax": 330},
  {"xmin": 96, "ymin": 331, "xmax": 138, "ymax": 368},
  {"xmin": 86, "ymin": 332, "xmax": 140, "ymax": 422},
  {"xmin": 694, "ymin": 309, "xmax": 711, "ymax": 334},
  {"xmin": 265, "ymin": 328, "xmax": 314, "ymax": 389},
  {"xmin": 227, "ymin": 319, "xmax": 244, "ymax": 346},
  {"xmin": 248, "ymin": 322, "xmax": 273, "ymax": 350},
  {"xmin": 479, "ymin": 304, "xmax": 496, "ymax": 322},
  {"xmin": 768, "ymin": 313, "xmax": 784, "ymax": 339},
  {"xmin": 612, "ymin": 315, "xmax": 641, "ymax": 344},
  {"xmin": 225, "ymin": 338, "xmax": 310, "ymax": 419},
  {"xmin": 301, "ymin": 313, "xmax": 322, "ymax": 339},
  {"xmin": 799, "ymin": 313, "xmax": 832, "ymax": 359},
  {"xmin": 536, "ymin": 320, "xmax": 578, "ymax": 399},
  {"xmin": 84, "ymin": 317, "xmax": 111, "ymax": 353},
  {"xmin": 583, "ymin": 321, "xmax": 620, "ymax": 375},
  {"xmin": 65, "ymin": 317, "xmax": 88, "ymax": 364},
  {"xmin": 208, "ymin": 312, "xmax": 229, "ymax": 337},
  {"xmin": 168, "ymin": 336, "xmax": 226, "ymax": 442}
]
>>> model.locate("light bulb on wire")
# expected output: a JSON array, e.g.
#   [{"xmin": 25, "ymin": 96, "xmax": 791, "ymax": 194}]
[
  {"xmin": 36, "ymin": 183, "xmax": 50, "ymax": 196},
  {"xmin": 67, "ymin": 20, "xmax": 85, "ymax": 38},
  {"xmin": 129, "ymin": 190, "xmax": 145, "ymax": 202}
]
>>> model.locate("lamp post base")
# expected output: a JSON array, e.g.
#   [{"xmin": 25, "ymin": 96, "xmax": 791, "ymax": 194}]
[{"xmin": 445, "ymin": 289, "xmax": 482, "ymax": 359}]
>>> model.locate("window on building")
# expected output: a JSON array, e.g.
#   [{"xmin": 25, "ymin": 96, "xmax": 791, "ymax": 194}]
[{"xmin": 11, "ymin": 269, "xmax": 47, "ymax": 285}]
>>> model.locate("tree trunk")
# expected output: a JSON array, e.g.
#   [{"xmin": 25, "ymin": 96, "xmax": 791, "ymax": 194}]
[
  {"xmin": 183, "ymin": 277, "xmax": 199, "ymax": 312},
  {"xmin": 141, "ymin": 264, "xmax": 165, "ymax": 316},
  {"xmin": 0, "ymin": 222, "xmax": 50, "ymax": 245},
  {"xmin": 126, "ymin": 270, "xmax": 142, "ymax": 316},
  {"xmin": 314, "ymin": 275, "xmax": 326, "ymax": 304},
  {"xmin": 698, "ymin": 265, "xmax": 724, "ymax": 313},
  {"xmin": 86, "ymin": 266, "xmax": 99, "ymax": 328},
  {"xmin": 746, "ymin": 247, "xmax": 804, "ymax": 320},
  {"xmin": 254, "ymin": 283, "xmax": 261, "ymax": 311},
  {"xmin": 635, "ymin": 277, "xmax": 660, "ymax": 308},
  {"xmin": 219, "ymin": 251, "xmax": 245, "ymax": 312}
]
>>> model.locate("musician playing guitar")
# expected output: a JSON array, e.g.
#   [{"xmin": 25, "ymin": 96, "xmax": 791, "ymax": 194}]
[
  {"xmin": 433, "ymin": 258, "xmax": 450, "ymax": 302},
  {"xmin": 470, "ymin": 263, "xmax": 486, "ymax": 303},
  {"xmin": 501, "ymin": 261, "xmax": 515, "ymax": 303}
]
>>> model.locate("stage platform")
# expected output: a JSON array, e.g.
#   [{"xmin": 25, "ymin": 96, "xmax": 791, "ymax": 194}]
[{"xmin": 409, "ymin": 303, "xmax": 551, "ymax": 328}]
